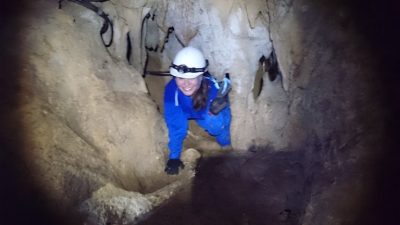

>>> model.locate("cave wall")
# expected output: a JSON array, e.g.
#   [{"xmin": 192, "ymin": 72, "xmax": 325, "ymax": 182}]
[
  {"xmin": 1, "ymin": 0, "xmax": 394, "ymax": 224},
  {"xmin": 267, "ymin": 0, "xmax": 386, "ymax": 224},
  {"xmin": 17, "ymin": 0, "xmax": 174, "ymax": 211}
]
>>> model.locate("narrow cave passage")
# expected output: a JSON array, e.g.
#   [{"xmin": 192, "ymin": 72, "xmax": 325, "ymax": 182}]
[{"xmin": 1, "ymin": 0, "xmax": 400, "ymax": 225}]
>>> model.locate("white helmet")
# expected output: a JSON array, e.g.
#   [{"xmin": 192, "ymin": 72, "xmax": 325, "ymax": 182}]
[{"xmin": 170, "ymin": 46, "xmax": 208, "ymax": 78}]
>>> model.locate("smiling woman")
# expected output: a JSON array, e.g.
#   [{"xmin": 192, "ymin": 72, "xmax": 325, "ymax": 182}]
[{"xmin": 163, "ymin": 47, "xmax": 232, "ymax": 175}]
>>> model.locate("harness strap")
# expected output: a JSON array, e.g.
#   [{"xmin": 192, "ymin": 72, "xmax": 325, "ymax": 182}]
[
  {"xmin": 204, "ymin": 75, "xmax": 219, "ymax": 89},
  {"xmin": 175, "ymin": 89, "xmax": 179, "ymax": 106}
]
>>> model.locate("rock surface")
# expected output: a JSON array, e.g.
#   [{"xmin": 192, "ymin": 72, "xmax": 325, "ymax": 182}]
[{"xmin": 1, "ymin": 0, "xmax": 397, "ymax": 225}]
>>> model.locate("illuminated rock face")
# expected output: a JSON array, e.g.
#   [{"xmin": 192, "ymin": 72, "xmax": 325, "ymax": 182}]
[{"xmin": 3, "ymin": 0, "xmax": 394, "ymax": 224}]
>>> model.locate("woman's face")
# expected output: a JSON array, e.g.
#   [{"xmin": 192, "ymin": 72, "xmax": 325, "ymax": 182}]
[{"xmin": 175, "ymin": 75, "xmax": 203, "ymax": 96}]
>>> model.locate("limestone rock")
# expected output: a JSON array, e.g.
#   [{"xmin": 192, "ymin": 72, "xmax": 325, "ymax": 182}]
[{"xmin": 80, "ymin": 183, "xmax": 152, "ymax": 225}]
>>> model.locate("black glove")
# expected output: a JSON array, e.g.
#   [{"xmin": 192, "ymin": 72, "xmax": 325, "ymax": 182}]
[{"xmin": 164, "ymin": 159, "xmax": 184, "ymax": 175}]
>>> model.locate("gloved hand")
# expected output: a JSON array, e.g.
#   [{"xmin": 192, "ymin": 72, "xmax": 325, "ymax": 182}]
[{"xmin": 164, "ymin": 159, "xmax": 184, "ymax": 175}]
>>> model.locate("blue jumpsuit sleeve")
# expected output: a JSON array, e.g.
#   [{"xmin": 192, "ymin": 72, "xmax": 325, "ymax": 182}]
[{"xmin": 163, "ymin": 80, "xmax": 188, "ymax": 159}]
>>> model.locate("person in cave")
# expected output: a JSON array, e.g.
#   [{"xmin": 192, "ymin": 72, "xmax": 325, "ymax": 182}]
[{"xmin": 163, "ymin": 46, "xmax": 232, "ymax": 175}]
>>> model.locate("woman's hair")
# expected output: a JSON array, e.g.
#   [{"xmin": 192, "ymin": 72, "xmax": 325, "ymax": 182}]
[{"xmin": 192, "ymin": 77, "xmax": 209, "ymax": 111}]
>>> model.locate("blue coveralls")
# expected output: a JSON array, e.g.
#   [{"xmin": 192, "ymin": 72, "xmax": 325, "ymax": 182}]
[{"xmin": 163, "ymin": 76, "xmax": 231, "ymax": 159}]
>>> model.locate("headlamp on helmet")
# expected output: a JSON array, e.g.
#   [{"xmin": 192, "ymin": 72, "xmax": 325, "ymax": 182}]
[
  {"xmin": 170, "ymin": 47, "xmax": 208, "ymax": 78},
  {"xmin": 170, "ymin": 60, "xmax": 209, "ymax": 74}
]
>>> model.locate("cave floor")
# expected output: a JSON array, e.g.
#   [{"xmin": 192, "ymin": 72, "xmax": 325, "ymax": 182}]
[{"xmin": 139, "ymin": 149, "xmax": 306, "ymax": 225}]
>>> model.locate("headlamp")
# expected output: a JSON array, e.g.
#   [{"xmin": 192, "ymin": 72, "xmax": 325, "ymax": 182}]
[{"xmin": 170, "ymin": 60, "xmax": 209, "ymax": 74}]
